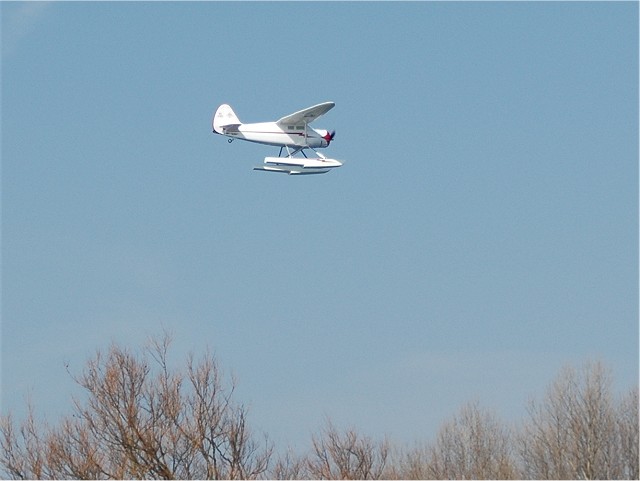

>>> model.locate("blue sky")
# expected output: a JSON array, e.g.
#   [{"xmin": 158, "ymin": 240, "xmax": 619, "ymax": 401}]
[{"xmin": 2, "ymin": 2, "xmax": 638, "ymax": 450}]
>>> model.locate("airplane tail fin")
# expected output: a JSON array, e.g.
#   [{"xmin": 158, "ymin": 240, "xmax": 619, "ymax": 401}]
[{"xmin": 212, "ymin": 104, "xmax": 241, "ymax": 134}]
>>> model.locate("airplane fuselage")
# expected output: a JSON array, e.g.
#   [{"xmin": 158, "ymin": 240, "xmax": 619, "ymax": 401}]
[{"xmin": 218, "ymin": 122, "xmax": 331, "ymax": 149}]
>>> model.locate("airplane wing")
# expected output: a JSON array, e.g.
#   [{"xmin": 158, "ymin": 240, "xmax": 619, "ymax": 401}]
[{"xmin": 276, "ymin": 102, "xmax": 335, "ymax": 126}]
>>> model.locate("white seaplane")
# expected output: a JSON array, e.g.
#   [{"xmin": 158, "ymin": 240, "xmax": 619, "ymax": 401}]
[{"xmin": 212, "ymin": 101, "xmax": 342, "ymax": 175}]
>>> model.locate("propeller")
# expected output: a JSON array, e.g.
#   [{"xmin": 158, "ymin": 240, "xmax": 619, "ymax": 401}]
[{"xmin": 322, "ymin": 130, "xmax": 336, "ymax": 144}]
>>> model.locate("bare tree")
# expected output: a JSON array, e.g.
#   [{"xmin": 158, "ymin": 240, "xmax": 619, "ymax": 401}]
[
  {"xmin": 384, "ymin": 442, "xmax": 431, "ymax": 480},
  {"xmin": 269, "ymin": 448, "xmax": 307, "ymax": 480},
  {"xmin": 3, "ymin": 345, "xmax": 636, "ymax": 481},
  {"xmin": 614, "ymin": 387, "xmax": 639, "ymax": 480},
  {"xmin": 519, "ymin": 360, "xmax": 629, "ymax": 479},
  {"xmin": 303, "ymin": 419, "xmax": 390, "ymax": 479},
  {"xmin": 0, "ymin": 334, "xmax": 271, "ymax": 479},
  {"xmin": 0, "ymin": 405, "xmax": 49, "ymax": 479},
  {"xmin": 421, "ymin": 401, "xmax": 518, "ymax": 479}
]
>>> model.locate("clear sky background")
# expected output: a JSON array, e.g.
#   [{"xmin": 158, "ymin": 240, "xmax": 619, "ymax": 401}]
[{"xmin": 2, "ymin": 2, "xmax": 638, "ymax": 451}]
